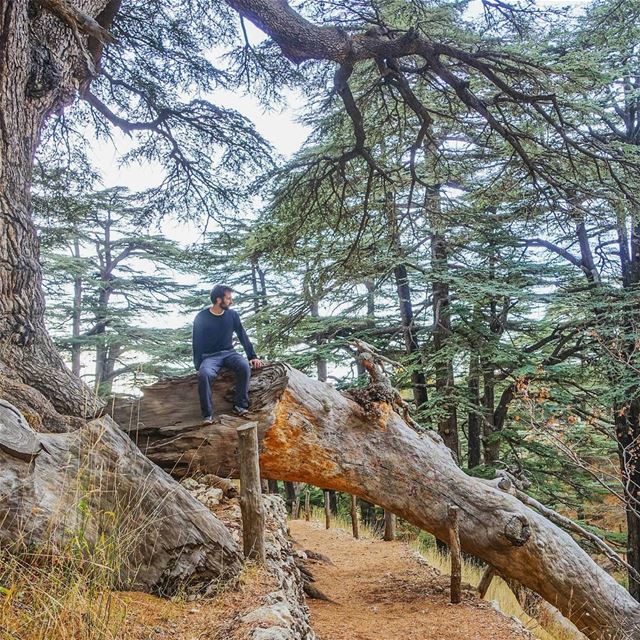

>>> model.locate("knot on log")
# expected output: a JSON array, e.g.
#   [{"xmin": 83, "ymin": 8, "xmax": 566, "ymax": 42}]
[
  {"xmin": 504, "ymin": 514, "xmax": 531, "ymax": 547},
  {"xmin": 26, "ymin": 42, "xmax": 62, "ymax": 99},
  {"xmin": 345, "ymin": 383, "xmax": 398, "ymax": 418},
  {"xmin": 249, "ymin": 362, "xmax": 289, "ymax": 403}
]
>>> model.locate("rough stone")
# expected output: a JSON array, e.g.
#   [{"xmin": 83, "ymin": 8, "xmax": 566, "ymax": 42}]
[
  {"xmin": 197, "ymin": 487, "xmax": 224, "ymax": 509},
  {"xmin": 241, "ymin": 602, "xmax": 294, "ymax": 626},
  {"xmin": 251, "ymin": 628, "xmax": 295, "ymax": 640},
  {"xmin": 181, "ymin": 483, "xmax": 315, "ymax": 639}
]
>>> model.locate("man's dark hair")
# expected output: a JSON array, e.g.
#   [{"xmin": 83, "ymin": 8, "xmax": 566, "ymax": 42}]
[{"xmin": 210, "ymin": 284, "xmax": 233, "ymax": 304}]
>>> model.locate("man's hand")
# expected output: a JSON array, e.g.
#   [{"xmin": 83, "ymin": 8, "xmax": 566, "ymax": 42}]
[{"xmin": 250, "ymin": 358, "xmax": 264, "ymax": 369}]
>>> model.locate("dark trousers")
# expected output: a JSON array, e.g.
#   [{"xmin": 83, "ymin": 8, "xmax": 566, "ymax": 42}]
[{"xmin": 197, "ymin": 350, "xmax": 251, "ymax": 418}]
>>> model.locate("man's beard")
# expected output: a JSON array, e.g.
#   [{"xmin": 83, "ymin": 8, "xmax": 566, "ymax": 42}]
[{"xmin": 220, "ymin": 301, "xmax": 230, "ymax": 310}]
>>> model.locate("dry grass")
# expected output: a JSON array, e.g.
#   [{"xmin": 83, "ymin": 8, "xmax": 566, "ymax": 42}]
[
  {"xmin": 1, "ymin": 427, "xmax": 161, "ymax": 640},
  {"xmin": 0, "ymin": 538, "xmax": 130, "ymax": 640}
]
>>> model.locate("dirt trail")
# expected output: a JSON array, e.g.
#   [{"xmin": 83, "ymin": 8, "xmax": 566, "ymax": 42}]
[{"xmin": 290, "ymin": 519, "xmax": 531, "ymax": 640}]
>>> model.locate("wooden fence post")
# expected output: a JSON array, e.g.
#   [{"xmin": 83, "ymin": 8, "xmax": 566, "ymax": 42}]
[
  {"xmin": 478, "ymin": 565, "xmax": 496, "ymax": 599},
  {"xmin": 383, "ymin": 511, "xmax": 396, "ymax": 541},
  {"xmin": 292, "ymin": 494, "xmax": 301, "ymax": 519},
  {"xmin": 351, "ymin": 495, "xmax": 359, "ymax": 539},
  {"xmin": 324, "ymin": 490, "xmax": 331, "ymax": 529},
  {"xmin": 237, "ymin": 422, "xmax": 265, "ymax": 564},
  {"xmin": 448, "ymin": 504, "xmax": 462, "ymax": 604},
  {"xmin": 304, "ymin": 488, "xmax": 311, "ymax": 521}
]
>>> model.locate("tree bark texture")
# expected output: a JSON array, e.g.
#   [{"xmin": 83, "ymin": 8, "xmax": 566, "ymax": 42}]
[
  {"xmin": 482, "ymin": 358, "xmax": 499, "ymax": 464},
  {"xmin": 324, "ymin": 490, "xmax": 331, "ymax": 529},
  {"xmin": 304, "ymin": 488, "xmax": 310, "ymax": 521},
  {"xmin": 0, "ymin": 402, "xmax": 241, "ymax": 594},
  {"xmin": 0, "ymin": 0, "xmax": 103, "ymax": 419},
  {"xmin": 467, "ymin": 353, "xmax": 482, "ymax": 468},
  {"xmin": 110, "ymin": 363, "xmax": 640, "ymax": 640},
  {"xmin": 617, "ymin": 400, "xmax": 640, "ymax": 601},
  {"xmin": 350, "ymin": 494, "xmax": 359, "ymax": 539},
  {"xmin": 575, "ymin": 204, "xmax": 640, "ymax": 601},
  {"xmin": 430, "ymin": 222, "xmax": 459, "ymax": 459},
  {"xmin": 385, "ymin": 193, "xmax": 428, "ymax": 409},
  {"xmin": 284, "ymin": 480, "xmax": 297, "ymax": 514},
  {"xmin": 478, "ymin": 566, "xmax": 495, "ymax": 599}
]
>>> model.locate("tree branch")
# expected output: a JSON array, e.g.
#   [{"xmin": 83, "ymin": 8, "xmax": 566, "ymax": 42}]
[
  {"xmin": 523, "ymin": 238, "xmax": 584, "ymax": 270},
  {"xmin": 36, "ymin": 0, "xmax": 115, "ymax": 42}
]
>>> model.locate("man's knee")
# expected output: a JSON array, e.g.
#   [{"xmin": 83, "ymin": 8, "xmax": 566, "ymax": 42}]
[
  {"xmin": 226, "ymin": 355, "xmax": 250, "ymax": 374},
  {"xmin": 236, "ymin": 358, "xmax": 251, "ymax": 377},
  {"xmin": 198, "ymin": 365, "xmax": 217, "ymax": 381}
]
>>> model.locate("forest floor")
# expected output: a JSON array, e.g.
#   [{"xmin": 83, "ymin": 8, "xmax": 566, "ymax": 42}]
[
  {"xmin": 101, "ymin": 517, "xmax": 536, "ymax": 640},
  {"xmin": 2, "ymin": 509, "xmax": 543, "ymax": 640},
  {"xmin": 290, "ymin": 519, "xmax": 533, "ymax": 640}
]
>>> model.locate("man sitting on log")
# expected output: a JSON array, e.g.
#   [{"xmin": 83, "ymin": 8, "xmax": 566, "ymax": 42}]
[{"xmin": 192, "ymin": 285, "xmax": 263, "ymax": 424}]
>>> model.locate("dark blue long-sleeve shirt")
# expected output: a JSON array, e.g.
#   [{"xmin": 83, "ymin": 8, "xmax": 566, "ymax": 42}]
[{"xmin": 192, "ymin": 308, "xmax": 257, "ymax": 369}]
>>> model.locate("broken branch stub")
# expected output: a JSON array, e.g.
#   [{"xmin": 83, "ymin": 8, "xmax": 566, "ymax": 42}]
[{"xmin": 0, "ymin": 400, "xmax": 42, "ymax": 462}]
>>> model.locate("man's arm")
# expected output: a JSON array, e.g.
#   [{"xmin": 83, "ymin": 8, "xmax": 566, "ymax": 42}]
[
  {"xmin": 192, "ymin": 315, "xmax": 203, "ymax": 370},
  {"xmin": 233, "ymin": 312, "xmax": 257, "ymax": 360}
]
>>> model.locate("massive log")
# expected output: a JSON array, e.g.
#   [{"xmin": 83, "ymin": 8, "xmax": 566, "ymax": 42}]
[
  {"xmin": 111, "ymin": 363, "xmax": 640, "ymax": 640},
  {"xmin": 0, "ymin": 402, "xmax": 241, "ymax": 594}
]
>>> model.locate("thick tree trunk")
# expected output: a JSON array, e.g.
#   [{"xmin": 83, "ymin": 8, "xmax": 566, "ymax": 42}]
[
  {"xmin": 480, "ymin": 253, "xmax": 509, "ymax": 465},
  {"xmin": 71, "ymin": 238, "xmax": 83, "ymax": 377},
  {"xmin": 467, "ymin": 353, "xmax": 482, "ymax": 468},
  {"xmin": 328, "ymin": 489, "xmax": 338, "ymax": 515},
  {"xmin": 111, "ymin": 364, "xmax": 640, "ymax": 640},
  {"xmin": 383, "ymin": 511, "xmax": 396, "ymax": 541},
  {"xmin": 581, "ymin": 203, "xmax": 640, "ymax": 601},
  {"xmin": 385, "ymin": 193, "xmax": 428, "ymax": 409},
  {"xmin": 482, "ymin": 360, "xmax": 499, "ymax": 464},
  {"xmin": 616, "ymin": 206, "xmax": 640, "ymax": 600},
  {"xmin": 0, "ymin": 1, "xmax": 103, "ymax": 420},
  {"xmin": 0, "ymin": 402, "xmax": 241, "ymax": 594},
  {"xmin": 394, "ymin": 261, "xmax": 428, "ymax": 408},
  {"xmin": 284, "ymin": 480, "xmax": 297, "ymax": 514},
  {"xmin": 617, "ymin": 400, "xmax": 640, "ymax": 601},
  {"xmin": 430, "ymin": 223, "xmax": 458, "ymax": 459}
]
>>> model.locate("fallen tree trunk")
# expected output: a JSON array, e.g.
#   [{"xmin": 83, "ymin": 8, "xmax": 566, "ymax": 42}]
[
  {"xmin": 0, "ymin": 402, "xmax": 242, "ymax": 595},
  {"xmin": 111, "ymin": 363, "xmax": 640, "ymax": 640}
]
